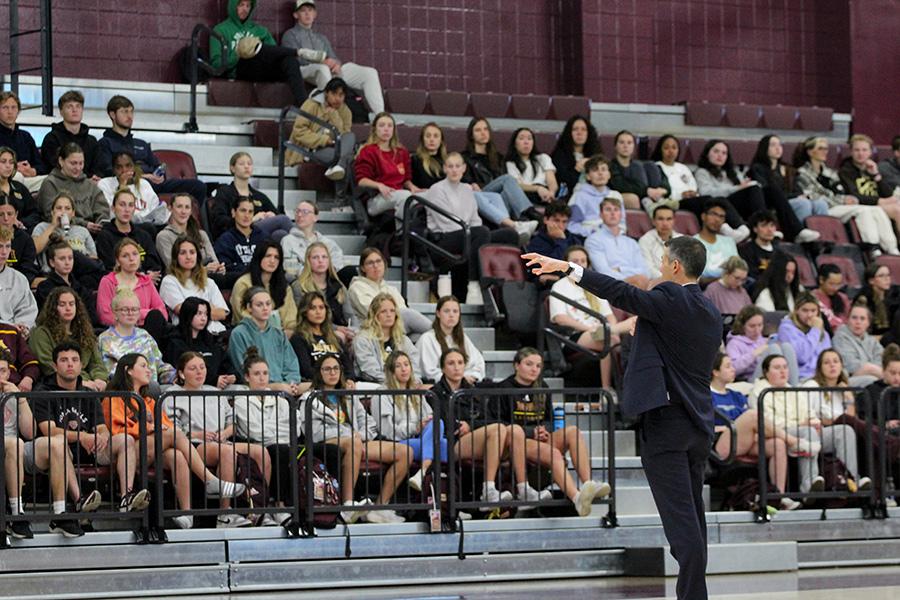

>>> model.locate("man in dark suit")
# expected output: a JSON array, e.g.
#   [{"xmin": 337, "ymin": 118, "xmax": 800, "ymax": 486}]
[{"xmin": 523, "ymin": 236, "xmax": 721, "ymax": 600}]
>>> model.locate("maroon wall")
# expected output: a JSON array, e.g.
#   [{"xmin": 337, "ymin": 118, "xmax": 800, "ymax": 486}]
[{"xmin": 849, "ymin": 0, "xmax": 900, "ymax": 143}]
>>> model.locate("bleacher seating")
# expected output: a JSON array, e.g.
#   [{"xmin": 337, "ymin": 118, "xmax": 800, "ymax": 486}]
[{"xmin": 683, "ymin": 101, "xmax": 834, "ymax": 132}]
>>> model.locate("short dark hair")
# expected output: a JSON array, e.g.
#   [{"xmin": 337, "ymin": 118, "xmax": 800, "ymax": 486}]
[
  {"xmin": 652, "ymin": 204, "xmax": 675, "ymax": 219},
  {"xmin": 106, "ymin": 95, "xmax": 133, "ymax": 114},
  {"xmin": 748, "ymin": 209, "xmax": 778, "ymax": 230},
  {"xmin": 544, "ymin": 201, "xmax": 571, "ymax": 219},
  {"xmin": 666, "ymin": 236, "xmax": 706, "ymax": 279},
  {"xmin": 584, "ymin": 154, "xmax": 609, "ymax": 174},
  {"xmin": 52, "ymin": 340, "xmax": 82, "ymax": 363},
  {"xmin": 57, "ymin": 90, "xmax": 84, "ymax": 110},
  {"xmin": 702, "ymin": 198, "xmax": 729, "ymax": 214},
  {"xmin": 324, "ymin": 77, "xmax": 349, "ymax": 95}
]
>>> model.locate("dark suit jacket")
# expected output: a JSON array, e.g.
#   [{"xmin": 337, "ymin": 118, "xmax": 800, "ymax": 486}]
[{"xmin": 579, "ymin": 269, "xmax": 722, "ymax": 437}]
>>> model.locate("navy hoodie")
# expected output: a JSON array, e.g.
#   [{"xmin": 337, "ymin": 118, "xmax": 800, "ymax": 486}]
[{"xmin": 96, "ymin": 129, "xmax": 159, "ymax": 177}]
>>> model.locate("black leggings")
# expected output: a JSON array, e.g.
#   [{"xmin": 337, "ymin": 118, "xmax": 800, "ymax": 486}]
[
  {"xmin": 236, "ymin": 45, "xmax": 307, "ymax": 106},
  {"xmin": 431, "ymin": 226, "xmax": 519, "ymax": 299},
  {"xmin": 679, "ymin": 195, "xmax": 745, "ymax": 229}
]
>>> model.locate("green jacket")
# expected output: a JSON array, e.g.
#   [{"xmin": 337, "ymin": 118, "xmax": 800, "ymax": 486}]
[
  {"xmin": 28, "ymin": 325, "xmax": 109, "ymax": 381},
  {"xmin": 211, "ymin": 0, "xmax": 277, "ymax": 73}
]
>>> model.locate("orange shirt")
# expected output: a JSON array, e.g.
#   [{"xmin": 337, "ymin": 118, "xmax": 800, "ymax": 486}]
[{"xmin": 102, "ymin": 395, "xmax": 172, "ymax": 438}]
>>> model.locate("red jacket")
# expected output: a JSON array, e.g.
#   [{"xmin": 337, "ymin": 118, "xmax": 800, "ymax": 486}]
[
  {"xmin": 0, "ymin": 323, "xmax": 40, "ymax": 385},
  {"xmin": 354, "ymin": 144, "xmax": 411, "ymax": 190}
]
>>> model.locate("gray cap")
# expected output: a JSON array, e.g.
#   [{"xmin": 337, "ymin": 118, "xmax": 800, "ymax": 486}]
[{"xmin": 294, "ymin": 0, "xmax": 316, "ymax": 10}]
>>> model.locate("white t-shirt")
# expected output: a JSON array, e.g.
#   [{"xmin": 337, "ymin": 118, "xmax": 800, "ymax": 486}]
[
  {"xmin": 507, "ymin": 153, "xmax": 556, "ymax": 187},
  {"xmin": 549, "ymin": 275, "xmax": 613, "ymax": 328},
  {"xmin": 159, "ymin": 274, "xmax": 229, "ymax": 333},
  {"xmin": 656, "ymin": 161, "xmax": 698, "ymax": 202}
]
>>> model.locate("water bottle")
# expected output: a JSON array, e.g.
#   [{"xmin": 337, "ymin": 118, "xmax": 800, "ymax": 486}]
[
  {"xmin": 437, "ymin": 274, "xmax": 452, "ymax": 298},
  {"xmin": 59, "ymin": 213, "xmax": 70, "ymax": 232},
  {"xmin": 557, "ymin": 182, "xmax": 568, "ymax": 199},
  {"xmin": 553, "ymin": 406, "xmax": 565, "ymax": 431}
]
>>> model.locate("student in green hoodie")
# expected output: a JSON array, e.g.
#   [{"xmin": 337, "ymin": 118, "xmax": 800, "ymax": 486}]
[{"xmin": 211, "ymin": 0, "xmax": 324, "ymax": 106}]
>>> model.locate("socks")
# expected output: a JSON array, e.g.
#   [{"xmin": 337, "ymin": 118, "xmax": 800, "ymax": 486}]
[
  {"xmin": 52, "ymin": 500, "xmax": 66, "ymax": 514},
  {"xmin": 9, "ymin": 497, "xmax": 21, "ymax": 515}
]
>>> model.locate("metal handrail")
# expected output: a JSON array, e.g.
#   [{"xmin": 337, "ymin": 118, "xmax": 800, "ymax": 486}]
[
  {"xmin": 183, "ymin": 24, "xmax": 228, "ymax": 133},
  {"xmin": 8, "ymin": 0, "xmax": 53, "ymax": 116},
  {"xmin": 276, "ymin": 103, "xmax": 341, "ymax": 213},
  {"xmin": 539, "ymin": 290, "xmax": 611, "ymax": 361},
  {"xmin": 400, "ymin": 194, "xmax": 469, "ymax": 299}
]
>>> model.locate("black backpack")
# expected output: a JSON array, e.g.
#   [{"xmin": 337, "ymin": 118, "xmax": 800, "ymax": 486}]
[
  {"xmin": 234, "ymin": 453, "xmax": 267, "ymax": 511},
  {"xmin": 721, "ymin": 477, "xmax": 779, "ymax": 512}
]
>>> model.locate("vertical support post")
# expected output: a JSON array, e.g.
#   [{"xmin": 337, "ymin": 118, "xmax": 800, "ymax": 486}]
[
  {"xmin": 40, "ymin": 0, "xmax": 53, "ymax": 116},
  {"xmin": 10, "ymin": 0, "xmax": 20, "ymax": 95}
]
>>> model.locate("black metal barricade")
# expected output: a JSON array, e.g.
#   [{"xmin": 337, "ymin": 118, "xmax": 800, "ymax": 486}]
[
  {"xmin": 877, "ymin": 387, "xmax": 900, "ymax": 509},
  {"xmin": 755, "ymin": 386, "xmax": 876, "ymax": 521},
  {"xmin": 446, "ymin": 387, "xmax": 617, "ymax": 527},
  {"xmin": 154, "ymin": 390, "xmax": 301, "ymax": 536},
  {"xmin": 302, "ymin": 389, "xmax": 445, "ymax": 534},
  {"xmin": 0, "ymin": 391, "xmax": 150, "ymax": 547}
]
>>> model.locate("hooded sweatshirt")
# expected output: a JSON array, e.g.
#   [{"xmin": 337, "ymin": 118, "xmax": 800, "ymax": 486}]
[
  {"xmin": 0, "ymin": 322, "xmax": 39, "ymax": 385},
  {"xmin": 838, "ymin": 157, "xmax": 893, "ymax": 205},
  {"xmin": 775, "ymin": 316, "xmax": 831, "ymax": 381},
  {"xmin": 0, "ymin": 123, "xmax": 46, "ymax": 174},
  {"xmin": 211, "ymin": 0, "xmax": 277, "ymax": 74},
  {"xmin": 0, "ymin": 265, "xmax": 38, "ymax": 329},
  {"xmin": 228, "ymin": 315, "xmax": 301, "ymax": 385},
  {"xmin": 567, "ymin": 184, "xmax": 624, "ymax": 237},
  {"xmin": 281, "ymin": 23, "xmax": 339, "ymax": 65},
  {"xmin": 280, "ymin": 227, "xmax": 345, "ymax": 280},
  {"xmin": 232, "ymin": 388, "xmax": 298, "ymax": 446},
  {"xmin": 40, "ymin": 121, "xmax": 100, "ymax": 178},
  {"xmin": 95, "ymin": 219, "xmax": 163, "ymax": 273},
  {"xmin": 286, "ymin": 91, "xmax": 352, "ymax": 163},
  {"xmin": 300, "ymin": 391, "xmax": 377, "ymax": 443},
  {"xmin": 96, "ymin": 129, "xmax": 160, "ymax": 177},
  {"xmin": 347, "ymin": 276, "xmax": 409, "ymax": 321},
  {"xmin": 724, "ymin": 332, "xmax": 768, "ymax": 381},
  {"xmin": 162, "ymin": 384, "xmax": 232, "ymax": 437},
  {"xmin": 37, "ymin": 167, "xmax": 108, "ymax": 226}
]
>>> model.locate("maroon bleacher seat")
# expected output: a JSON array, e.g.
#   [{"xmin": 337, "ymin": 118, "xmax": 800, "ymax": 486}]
[
  {"xmin": 550, "ymin": 96, "xmax": 591, "ymax": 122},
  {"xmin": 728, "ymin": 140, "xmax": 757, "ymax": 166},
  {"xmin": 778, "ymin": 244, "xmax": 818, "ymax": 288},
  {"xmin": 725, "ymin": 103, "xmax": 761, "ymax": 128},
  {"xmin": 428, "ymin": 90, "xmax": 470, "ymax": 117},
  {"xmin": 154, "ymin": 150, "xmax": 197, "ymax": 179},
  {"xmin": 207, "ymin": 80, "xmax": 254, "ymax": 107},
  {"xmin": 442, "ymin": 128, "xmax": 468, "ymax": 153},
  {"xmin": 876, "ymin": 255, "xmax": 900, "ymax": 285},
  {"xmin": 816, "ymin": 254, "xmax": 861, "ymax": 288},
  {"xmin": 684, "ymin": 101, "xmax": 725, "ymax": 127},
  {"xmin": 679, "ymin": 138, "xmax": 704, "ymax": 164},
  {"xmin": 626, "ymin": 209, "xmax": 652, "ymax": 239},
  {"xmin": 384, "ymin": 89, "xmax": 428, "ymax": 114},
  {"xmin": 396, "ymin": 125, "xmax": 418, "ymax": 150},
  {"xmin": 599, "ymin": 134, "xmax": 618, "ymax": 155},
  {"xmin": 796, "ymin": 106, "xmax": 833, "ymax": 131},
  {"xmin": 351, "ymin": 123, "xmax": 370, "ymax": 144},
  {"xmin": 510, "ymin": 94, "xmax": 551, "ymax": 120},
  {"xmin": 674, "ymin": 210, "xmax": 700, "ymax": 235},
  {"xmin": 479, "ymin": 244, "xmax": 526, "ymax": 282},
  {"xmin": 761, "ymin": 105, "xmax": 797, "ymax": 130},
  {"xmin": 469, "ymin": 92, "xmax": 510, "ymax": 118},
  {"xmin": 492, "ymin": 129, "xmax": 513, "ymax": 153},
  {"xmin": 805, "ymin": 215, "xmax": 849, "ymax": 244},
  {"xmin": 782, "ymin": 140, "xmax": 799, "ymax": 164},
  {"xmin": 252, "ymin": 119, "xmax": 280, "ymax": 149},
  {"xmin": 831, "ymin": 143, "xmax": 849, "ymax": 168},
  {"xmin": 534, "ymin": 132, "xmax": 558, "ymax": 153},
  {"xmin": 253, "ymin": 82, "xmax": 294, "ymax": 109},
  {"xmin": 847, "ymin": 218, "xmax": 863, "ymax": 244}
]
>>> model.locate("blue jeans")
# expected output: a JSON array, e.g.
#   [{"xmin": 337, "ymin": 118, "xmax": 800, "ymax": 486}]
[
  {"xmin": 789, "ymin": 197, "xmax": 829, "ymax": 223},
  {"xmin": 256, "ymin": 214, "xmax": 294, "ymax": 243},
  {"xmin": 475, "ymin": 174, "xmax": 533, "ymax": 223},
  {"xmin": 400, "ymin": 420, "xmax": 448, "ymax": 463}
]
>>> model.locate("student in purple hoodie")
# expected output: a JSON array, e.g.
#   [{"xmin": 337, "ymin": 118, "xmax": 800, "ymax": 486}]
[
  {"xmin": 775, "ymin": 292, "xmax": 832, "ymax": 381},
  {"xmin": 725, "ymin": 305, "xmax": 799, "ymax": 384}
]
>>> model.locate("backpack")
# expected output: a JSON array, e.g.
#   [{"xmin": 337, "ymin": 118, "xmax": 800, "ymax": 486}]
[
  {"xmin": 297, "ymin": 447, "xmax": 342, "ymax": 530},
  {"xmin": 818, "ymin": 454, "xmax": 854, "ymax": 509},
  {"xmin": 721, "ymin": 477, "xmax": 779, "ymax": 512},
  {"xmin": 234, "ymin": 453, "xmax": 267, "ymax": 511}
]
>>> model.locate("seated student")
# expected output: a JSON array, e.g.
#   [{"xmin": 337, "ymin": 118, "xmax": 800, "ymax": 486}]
[
  {"xmin": 99, "ymin": 288, "xmax": 176, "ymax": 386},
  {"xmin": 35, "ymin": 340, "xmax": 151, "ymax": 514},
  {"xmin": 525, "ymin": 203, "xmax": 581, "ymax": 286},
  {"xmin": 854, "ymin": 263, "xmax": 900, "ymax": 341},
  {"xmin": 493, "ymin": 348, "xmax": 611, "ymax": 515},
  {"xmin": 347, "ymin": 247, "xmax": 431, "ymax": 334},
  {"xmin": 813, "ymin": 264, "xmax": 852, "ymax": 332},
  {"xmin": 210, "ymin": 152, "xmax": 292, "ymax": 240},
  {"xmin": 2, "ymin": 347, "xmax": 102, "ymax": 538},
  {"xmin": 285, "ymin": 78, "xmax": 355, "ymax": 192},
  {"xmin": 0, "ymin": 91, "xmax": 47, "ymax": 189},
  {"xmin": 29, "ymin": 287, "xmax": 107, "ymax": 389},
  {"xmin": 35, "ymin": 241, "xmax": 97, "ymax": 323},
  {"xmin": 283, "ymin": 0, "xmax": 385, "ymax": 114},
  {"xmin": 96, "ymin": 238, "xmax": 168, "ymax": 331},
  {"xmin": 0, "ymin": 322, "xmax": 39, "ymax": 390},
  {"xmin": 32, "ymin": 192, "xmax": 99, "ymax": 270},
  {"xmin": 750, "ymin": 134, "xmax": 829, "ymax": 225},
  {"xmin": 551, "ymin": 115, "xmax": 601, "ymax": 198},
  {"xmin": 160, "ymin": 237, "xmax": 230, "ymax": 335},
  {"xmin": 96, "ymin": 189, "xmax": 164, "ymax": 278},
  {"xmin": 411, "ymin": 122, "xmax": 448, "ymax": 190},
  {"xmin": 880, "ymin": 135, "xmax": 900, "ymax": 190},
  {"xmin": 96, "ymin": 96, "xmax": 207, "ymax": 202},
  {"xmin": 505, "ymin": 127, "xmax": 559, "ymax": 205},
  {"xmin": 839, "ymin": 133, "xmax": 897, "ymax": 208},
  {"xmin": 567, "ymin": 154, "xmax": 625, "ymax": 238},
  {"xmin": 104, "ymin": 353, "xmax": 245, "ymax": 529},
  {"xmin": 585, "ymin": 196, "xmax": 651, "ymax": 289},
  {"xmin": 738, "ymin": 210, "xmax": 781, "ymax": 280},
  {"xmin": 795, "ymin": 136, "xmax": 900, "ymax": 253},
  {"xmin": 651, "ymin": 134, "xmax": 701, "ymax": 206},
  {"xmin": 726, "ymin": 305, "xmax": 800, "ymax": 385},
  {"xmin": 639, "ymin": 204, "xmax": 682, "ymax": 279},
  {"xmin": 229, "ymin": 287, "xmax": 304, "ymax": 396},
  {"xmin": 230, "ymin": 241, "xmax": 298, "ymax": 336},
  {"xmin": 462, "ymin": 117, "xmax": 542, "ymax": 225},
  {"xmin": 163, "ymin": 351, "xmax": 271, "ymax": 528},
  {"xmin": 865, "ymin": 344, "xmax": 900, "ymax": 436},
  {"xmin": 291, "ymin": 290, "xmax": 352, "ymax": 380},
  {"xmin": 372, "ymin": 350, "xmax": 447, "ymax": 492},
  {"xmin": 352, "ymin": 292, "xmax": 419, "ymax": 383},
  {"xmin": 40, "ymin": 90, "xmax": 101, "ymax": 179},
  {"xmin": 213, "ymin": 195, "xmax": 267, "ymax": 277},
  {"xmin": 281, "ymin": 200, "xmax": 347, "ymax": 284},
  {"xmin": 549, "ymin": 246, "xmax": 636, "ymax": 388},
  {"xmin": 752, "ymin": 252, "xmax": 802, "ymax": 312},
  {"xmin": 97, "ymin": 151, "xmax": 169, "ymax": 226},
  {"xmin": 156, "ymin": 193, "xmax": 224, "ymax": 275},
  {"xmin": 693, "ymin": 200, "xmax": 740, "ymax": 281},
  {"xmin": 832, "ymin": 304, "xmax": 884, "ymax": 387},
  {"xmin": 0, "ymin": 146, "xmax": 40, "ymax": 231},
  {"xmin": 301, "ymin": 353, "xmax": 410, "ymax": 524},
  {"xmin": 608, "ymin": 130, "xmax": 669, "ymax": 212},
  {"xmin": 425, "ymin": 151, "xmax": 518, "ymax": 303},
  {"xmin": 0, "ymin": 226, "xmax": 38, "ymax": 332},
  {"xmin": 37, "ymin": 143, "xmax": 108, "ymax": 235},
  {"xmin": 776, "ymin": 292, "xmax": 832, "ymax": 381},
  {"xmin": 703, "ymin": 256, "xmax": 753, "ymax": 315},
  {"xmin": 710, "ymin": 353, "xmax": 805, "ymax": 510},
  {"xmin": 0, "ymin": 196, "xmax": 38, "ymax": 281},
  {"xmin": 416, "ymin": 295, "xmax": 485, "ymax": 384},
  {"xmin": 354, "ymin": 112, "xmax": 424, "ymax": 221},
  {"xmin": 293, "ymin": 242, "xmax": 352, "ymax": 339},
  {"xmin": 164, "ymin": 298, "xmax": 236, "ymax": 390}
]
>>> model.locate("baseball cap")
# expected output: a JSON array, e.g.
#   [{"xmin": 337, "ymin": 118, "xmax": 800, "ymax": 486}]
[{"xmin": 294, "ymin": 0, "xmax": 316, "ymax": 10}]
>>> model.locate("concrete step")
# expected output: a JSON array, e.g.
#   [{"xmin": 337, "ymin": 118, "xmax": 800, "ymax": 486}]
[
  {"xmin": 624, "ymin": 541, "xmax": 797, "ymax": 576},
  {"xmin": 385, "ymin": 280, "xmax": 429, "ymax": 304},
  {"xmin": 798, "ymin": 539, "xmax": 900, "ymax": 568},
  {"xmin": 156, "ymin": 143, "xmax": 275, "ymax": 168},
  {"xmin": 328, "ymin": 237, "xmax": 367, "ymax": 256},
  {"xmin": 599, "ymin": 485, "xmax": 658, "ymax": 516},
  {"xmin": 410, "ymin": 302, "xmax": 484, "ymax": 327}
]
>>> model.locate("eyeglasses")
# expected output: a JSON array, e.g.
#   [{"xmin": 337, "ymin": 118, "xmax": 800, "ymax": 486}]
[
  {"xmin": 115, "ymin": 307, "xmax": 141, "ymax": 314},
  {"xmin": 364, "ymin": 259, "xmax": 384, "ymax": 267},
  {"xmin": 320, "ymin": 366, "xmax": 341, "ymax": 373},
  {"xmin": 295, "ymin": 208, "xmax": 315, "ymax": 216},
  {"xmin": 707, "ymin": 211, "xmax": 727, "ymax": 219}
]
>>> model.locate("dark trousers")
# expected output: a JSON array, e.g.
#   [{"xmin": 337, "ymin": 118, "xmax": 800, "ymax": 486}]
[
  {"xmin": 761, "ymin": 185, "xmax": 805, "ymax": 240},
  {"xmin": 151, "ymin": 177, "xmax": 208, "ymax": 204},
  {"xmin": 725, "ymin": 186, "xmax": 767, "ymax": 222},
  {"xmin": 679, "ymin": 195, "xmax": 744, "ymax": 229},
  {"xmin": 432, "ymin": 226, "xmax": 518, "ymax": 299},
  {"xmin": 640, "ymin": 404, "xmax": 712, "ymax": 600},
  {"xmin": 236, "ymin": 45, "xmax": 307, "ymax": 106}
]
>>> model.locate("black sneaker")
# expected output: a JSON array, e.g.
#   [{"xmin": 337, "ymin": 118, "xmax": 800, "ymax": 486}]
[
  {"xmin": 75, "ymin": 489, "xmax": 102, "ymax": 513},
  {"xmin": 49, "ymin": 519, "xmax": 84, "ymax": 538},
  {"xmin": 119, "ymin": 489, "xmax": 151, "ymax": 512},
  {"xmin": 6, "ymin": 520, "xmax": 33, "ymax": 539}
]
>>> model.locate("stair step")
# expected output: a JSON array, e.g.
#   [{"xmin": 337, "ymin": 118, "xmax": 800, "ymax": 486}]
[
  {"xmin": 156, "ymin": 143, "xmax": 274, "ymax": 168},
  {"xmin": 798, "ymin": 539, "xmax": 900, "ymax": 568},
  {"xmin": 625, "ymin": 541, "xmax": 797, "ymax": 576}
]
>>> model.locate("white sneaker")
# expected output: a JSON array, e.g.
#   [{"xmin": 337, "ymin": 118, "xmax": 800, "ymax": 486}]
[
  {"xmin": 513, "ymin": 220, "xmax": 539, "ymax": 238},
  {"xmin": 465, "ymin": 280, "xmax": 484, "ymax": 305},
  {"xmin": 795, "ymin": 228, "xmax": 821, "ymax": 243},
  {"xmin": 216, "ymin": 513, "xmax": 253, "ymax": 528},
  {"xmin": 260, "ymin": 513, "xmax": 278, "ymax": 527},
  {"xmin": 780, "ymin": 497, "xmax": 802, "ymax": 511},
  {"xmin": 480, "ymin": 485, "xmax": 514, "ymax": 511},
  {"xmin": 721, "ymin": 223, "xmax": 750, "ymax": 243},
  {"xmin": 408, "ymin": 470, "xmax": 424, "ymax": 492},
  {"xmin": 573, "ymin": 480, "xmax": 608, "ymax": 517},
  {"xmin": 788, "ymin": 437, "xmax": 821, "ymax": 457},
  {"xmin": 272, "ymin": 511, "xmax": 292, "ymax": 526},
  {"xmin": 341, "ymin": 499, "xmax": 370, "ymax": 524},
  {"xmin": 172, "ymin": 515, "xmax": 194, "ymax": 529},
  {"xmin": 773, "ymin": 230, "xmax": 785, "ymax": 239},
  {"xmin": 324, "ymin": 165, "xmax": 346, "ymax": 181},
  {"xmin": 363, "ymin": 509, "xmax": 405, "ymax": 524},
  {"xmin": 297, "ymin": 48, "xmax": 327, "ymax": 63}
]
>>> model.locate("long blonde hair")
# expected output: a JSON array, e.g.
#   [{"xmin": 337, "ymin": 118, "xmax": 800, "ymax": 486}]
[
  {"xmin": 361, "ymin": 293, "xmax": 406, "ymax": 348},
  {"xmin": 414, "ymin": 122, "xmax": 446, "ymax": 179},
  {"xmin": 297, "ymin": 242, "xmax": 345, "ymax": 305},
  {"xmin": 169, "ymin": 236, "xmax": 208, "ymax": 289},
  {"xmin": 383, "ymin": 350, "xmax": 422, "ymax": 413},
  {"xmin": 361, "ymin": 112, "xmax": 401, "ymax": 152}
]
